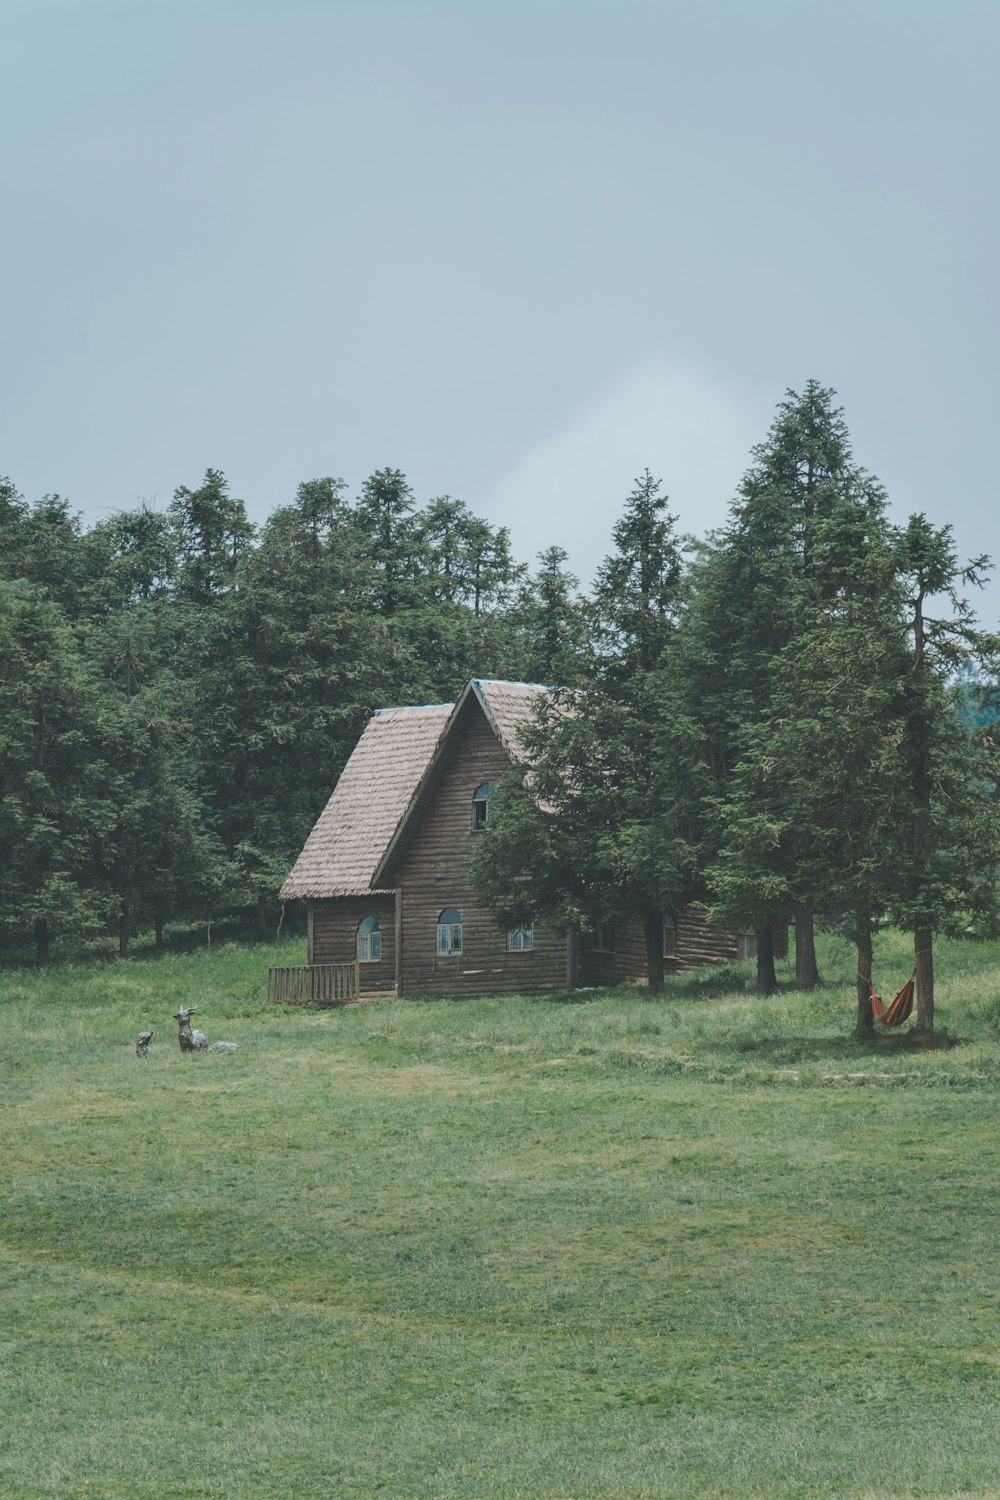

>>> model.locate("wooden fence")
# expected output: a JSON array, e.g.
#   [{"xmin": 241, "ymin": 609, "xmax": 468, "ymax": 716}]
[{"xmin": 267, "ymin": 962, "xmax": 361, "ymax": 1006}]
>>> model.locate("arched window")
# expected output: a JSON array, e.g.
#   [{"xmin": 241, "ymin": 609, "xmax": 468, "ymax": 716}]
[
  {"xmin": 471, "ymin": 782, "xmax": 493, "ymax": 830},
  {"xmin": 437, "ymin": 907, "xmax": 463, "ymax": 956},
  {"xmin": 357, "ymin": 915, "xmax": 382, "ymax": 963}
]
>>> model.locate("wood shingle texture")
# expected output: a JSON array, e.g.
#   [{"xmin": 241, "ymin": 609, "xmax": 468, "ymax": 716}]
[
  {"xmin": 473, "ymin": 678, "xmax": 551, "ymax": 757},
  {"xmin": 372, "ymin": 679, "xmax": 550, "ymax": 888},
  {"xmin": 279, "ymin": 703, "xmax": 452, "ymax": 899}
]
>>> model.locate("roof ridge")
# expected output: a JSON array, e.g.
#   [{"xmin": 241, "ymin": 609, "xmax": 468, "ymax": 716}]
[{"xmin": 373, "ymin": 701, "xmax": 454, "ymax": 716}]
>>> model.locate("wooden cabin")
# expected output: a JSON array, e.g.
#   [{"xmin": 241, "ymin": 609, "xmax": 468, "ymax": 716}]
[{"xmin": 279, "ymin": 678, "xmax": 783, "ymax": 999}]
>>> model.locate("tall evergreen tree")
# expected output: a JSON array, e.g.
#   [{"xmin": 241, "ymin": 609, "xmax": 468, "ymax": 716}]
[
  {"xmin": 191, "ymin": 479, "xmax": 383, "ymax": 930},
  {"xmin": 419, "ymin": 496, "xmax": 521, "ymax": 611},
  {"xmin": 684, "ymin": 382, "xmax": 887, "ymax": 988},
  {"xmin": 707, "ymin": 505, "xmax": 913, "ymax": 1026},
  {"xmin": 353, "ymin": 468, "xmax": 424, "ymax": 616},
  {"xmin": 507, "ymin": 546, "xmax": 590, "ymax": 687},
  {"xmin": 169, "ymin": 469, "xmax": 255, "ymax": 605},
  {"xmin": 892, "ymin": 515, "xmax": 999, "ymax": 1031},
  {"xmin": 471, "ymin": 471, "xmax": 701, "ymax": 993}
]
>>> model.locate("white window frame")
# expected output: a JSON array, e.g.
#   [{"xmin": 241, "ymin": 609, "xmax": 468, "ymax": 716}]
[
  {"xmin": 437, "ymin": 908, "xmax": 463, "ymax": 956},
  {"xmin": 357, "ymin": 916, "xmax": 382, "ymax": 963},
  {"xmin": 507, "ymin": 925, "xmax": 534, "ymax": 952}
]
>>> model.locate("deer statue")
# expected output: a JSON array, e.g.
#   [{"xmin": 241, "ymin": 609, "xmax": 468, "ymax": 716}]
[
  {"xmin": 135, "ymin": 1028, "xmax": 154, "ymax": 1058},
  {"xmin": 173, "ymin": 1008, "xmax": 238, "ymax": 1054}
]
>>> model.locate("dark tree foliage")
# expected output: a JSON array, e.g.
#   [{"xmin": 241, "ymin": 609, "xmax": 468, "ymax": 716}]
[
  {"xmin": 707, "ymin": 506, "xmax": 914, "ymax": 1026},
  {"xmin": 352, "ymin": 468, "xmax": 422, "ymax": 616},
  {"xmin": 890, "ymin": 515, "xmax": 1000, "ymax": 1031},
  {"xmin": 682, "ymin": 382, "xmax": 888, "ymax": 989},
  {"xmin": 0, "ymin": 582, "xmax": 112, "ymax": 962},
  {"xmin": 2, "ymin": 400, "xmax": 998, "ymax": 1009},
  {"xmin": 419, "ymin": 496, "xmax": 523, "ymax": 615},
  {"xmin": 507, "ymin": 546, "xmax": 591, "ymax": 688},
  {"xmin": 471, "ymin": 471, "xmax": 703, "ymax": 994},
  {"xmin": 210, "ymin": 483, "xmax": 383, "ymax": 922},
  {"xmin": 169, "ymin": 469, "xmax": 255, "ymax": 604},
  {"xmin": 94, "ymin": 505, "xmax": 177, "ymax": 604}
]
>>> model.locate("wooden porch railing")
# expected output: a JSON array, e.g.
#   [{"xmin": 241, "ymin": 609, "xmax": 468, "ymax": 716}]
[{"xmin": 267, "ymin": 962, "xmax": 360, "ymax": 1006}]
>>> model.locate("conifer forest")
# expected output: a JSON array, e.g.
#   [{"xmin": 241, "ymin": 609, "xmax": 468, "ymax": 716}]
[{"xmin": 3, "ymin": 382, "xmax": 998, "ymax": 1035}]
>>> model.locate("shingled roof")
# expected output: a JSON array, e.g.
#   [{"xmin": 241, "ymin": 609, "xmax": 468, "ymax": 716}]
[
  {"xmin": 471, "ymin": 678, "xmax": 551, "ymax": 758},
  {"xmin": 370, "ymin": 679, "xmax": 550, "ymax": 889},
  {"xmin": 280, "ymin": 680, "xmax": 551, "ymax": 901},
  {"xmin": 279, "ymin": 703, "xmax": 452, "ymax": 898}
]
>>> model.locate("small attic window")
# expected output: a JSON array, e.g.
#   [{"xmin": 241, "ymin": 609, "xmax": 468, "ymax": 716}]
[
  {"xmin": 437, "ymin": 907, "xmax": 463, "ymax": 956},
  {"xmin": 357, "ymin": 915, "xmax": 382, "ymax": 963},
  {"xmin": 472, "ymin": 783, "xmax": 493, "ymax": 829}
]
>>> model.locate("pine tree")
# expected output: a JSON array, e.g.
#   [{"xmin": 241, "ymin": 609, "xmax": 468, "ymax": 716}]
[
  {"xmin": 471, "ymin": 471, "xmax": 701, "ymax": 993},
  {"xmin": 684, "ymin": 382, "xmax": 887, "ymax": 988},
  {"xmin": 707, "ymin": 505, "xmax": 913, "ymax": 1026},
  {"xmin": 193, "ymin": 480, "xmax": 384, "ymax": 929},
  {"xmin": 507, "ymin": 546, "xmax": 590, "ymax": 687},
  {"xmin": 169, "ymin": 469, "xmax": 255, "ymax": 605},
  {"xmin": 892, "ymin": 515, "xmax": 999, "ymax": 1032},
  {"xmin": 353, "ymin": 468, "xmax": 423, "ymax": 616}
]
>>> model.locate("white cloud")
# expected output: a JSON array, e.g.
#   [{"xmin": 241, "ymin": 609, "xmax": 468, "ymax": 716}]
[{"xmin": 485, "ymin": 355, "xmax": 767, "ymax": 584}]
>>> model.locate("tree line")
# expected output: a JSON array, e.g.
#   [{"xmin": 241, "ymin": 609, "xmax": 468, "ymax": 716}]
[
  {"xmin": 2, "ymin": 380, "xmax": 997, "ymax": 1036},
  {"xmin": 470, "ymin": 381, "xmax": 1000, "ymax": 1036},
  {"xmin": 0, "ymin": 465, "xmax": 585, "ymax": 964}
]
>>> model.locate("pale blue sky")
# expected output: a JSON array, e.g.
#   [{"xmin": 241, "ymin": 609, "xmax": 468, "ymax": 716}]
[{"xmin": 3, "ymin": 1, "xmax": 998, "ymax": 618}]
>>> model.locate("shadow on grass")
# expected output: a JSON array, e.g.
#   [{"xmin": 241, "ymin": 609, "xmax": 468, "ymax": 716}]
[
  {"xmin": 526, "ymin": 987, "xmax": 608, "ymax": 1006},
  {"xmin": 732, "ymin": 1029, "xmax": 963, "ymax": 1063}
]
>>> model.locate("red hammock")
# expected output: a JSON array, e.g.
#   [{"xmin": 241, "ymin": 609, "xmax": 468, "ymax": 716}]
[{"xmin": 865, "ymin": 971, "xmax": 916, "ymax": 1027}]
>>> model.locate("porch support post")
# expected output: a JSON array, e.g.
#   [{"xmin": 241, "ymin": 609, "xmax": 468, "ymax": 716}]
[{"xmin": 394, "ymin": 886, "xmax": 403, "ymax": 998}]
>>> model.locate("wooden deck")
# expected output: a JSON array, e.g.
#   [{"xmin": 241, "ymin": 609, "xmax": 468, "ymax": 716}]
[{"xmin": 267, "ymin": 962, "xmax": 361, "ymax": 1006}]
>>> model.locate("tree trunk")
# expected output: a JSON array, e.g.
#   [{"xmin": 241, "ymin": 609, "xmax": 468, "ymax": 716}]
[
  {"xmin": 910, "ymin": 588, "xmax": 935, "ymax": 1034},
  {"xmin": 257, "ymin": 892, "xmax": 268, "ymax": 938},
  {"xmin": 755, "ymin": 925, "xmax": 777, "ymax": 994},
  {"xmin": 642, "ymin": 908, "xmax": 664, "ymax": 996},
  {"xmin": 118, "ymin": 908, "xmax": 129, "ymax": 959},
  {"xmin": 34, "ymin": 918, "xmax": 49, "ymax": 967},
  {"xmin": 915, "ymin": 927, "xmax": 934, "ymax": 1032},
  {"xmin": 795, "ymin": 908, "xmax": 821, "ymax": 989},
  {"xmin": 856, "ymin": 916, "xmax": 874, "ymax": 1037},
  {"xmin": 566, "ymin": 929, "xmax": 579, "ymax": 989},
  {"xmin": 154, "ymin": 915, "xmax": 164, "ymax": 952}
]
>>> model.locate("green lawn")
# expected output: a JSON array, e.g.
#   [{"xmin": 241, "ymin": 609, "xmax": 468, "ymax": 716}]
[{"xmin": 2, "ymin": 933, "xmax": 1000, "ymax": 1498}]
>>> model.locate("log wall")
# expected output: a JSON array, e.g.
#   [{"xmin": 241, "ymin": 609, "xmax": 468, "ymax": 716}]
[
  {"xmin": 311, "ymin": 894, "xmax": 397, "ymax": 993},
  {"xmin": 393, "ymin": 701, "xmax": 568, "ymax": 997},
  {"xmin": 577, "ymin": 905, "xmax": 789, "ymax": 985}
]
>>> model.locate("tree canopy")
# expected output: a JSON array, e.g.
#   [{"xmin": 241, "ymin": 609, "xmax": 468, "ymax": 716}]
[{"xmin": 2, "ymin": 381, "xmax": 997, "ymax": 1038}]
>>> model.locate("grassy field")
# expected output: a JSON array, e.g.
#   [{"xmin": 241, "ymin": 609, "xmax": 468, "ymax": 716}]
[{"xmin": 2, "ymin": 932, "xmax": 1000, "ymax": 1499}]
